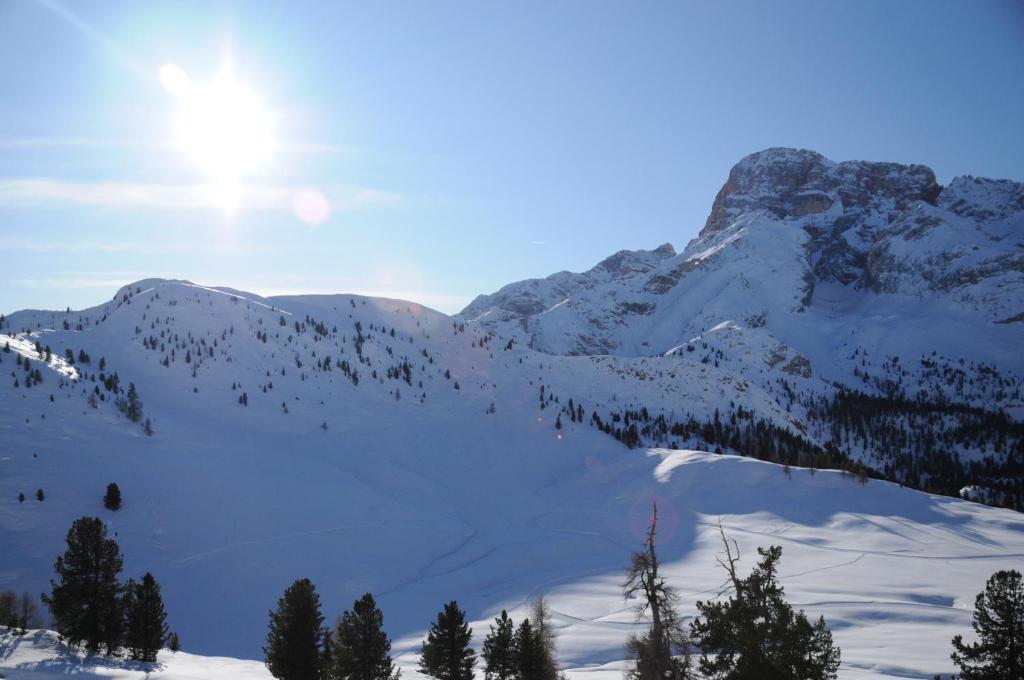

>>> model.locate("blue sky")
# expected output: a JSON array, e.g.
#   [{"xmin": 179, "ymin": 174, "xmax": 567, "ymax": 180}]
[{"xmin": 1, "ymin": 0, "xmax": 1022, "ymax": 314}]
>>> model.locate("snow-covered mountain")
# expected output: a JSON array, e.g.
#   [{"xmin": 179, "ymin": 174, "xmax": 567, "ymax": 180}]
[
  {"xmin": 1, "ymin": 148, "xmax": 1022, "ymax": 679},
  {"xmin": 459, "ymin": 147, "xmax": 1024, "ymax": 506},
  {"xmin": 461, "ymin": 148, "xmax": 1023, "ymax": 358}
]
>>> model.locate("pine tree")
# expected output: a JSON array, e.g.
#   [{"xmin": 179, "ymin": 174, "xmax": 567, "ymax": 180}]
[
  {"xmin": 482, "ymin": 610, "xmax": 516, "ymax": 680},
  {"xmin": 124, "ymin": 572, "xmax": 169, "ymax": 662},
  {"xmin": 689, "ymin": 527, "xmax": 840, "ymax": 680},
  {"xmin": 419, "ymin": 601, "xmax": 476, "ymax": 680},
  {"xmin": 264, "ymin": 578, "xmax": 327, "ymax": 680},
  {"xmin": 623, "ymin": 503, "xmax": 690, "ymax": 680},
  {"xmin": 41, "ymin": 517, "xmax": 124, "ymax": 654},
  {"xmin": 36, "ymin": 488, "xmax": 45, "ymax": 501},
  {"xmin": 514, "ymin": 619, "xmax": 548, "ymax": 680},
  {"xmin": 0, "ymin": 590, "xmax": 17, "ymax": 629},
  {"xmin": 125, "ymin": 383, "xmax": 142, "ymax": 422},
  {"xmin": 168, "ymin": 631, "xmax": 181, "ymax": 652},
  {"xmin": 951, "ymin": 569, "xmax": 1023, "ymax": 679},
  {"xmin": 328, "ymin": 592, "xmax": 400, "ymax": 680},
  {"xmin": 104, "ymin": 482, "xmax": 122, "ymax": 511}
]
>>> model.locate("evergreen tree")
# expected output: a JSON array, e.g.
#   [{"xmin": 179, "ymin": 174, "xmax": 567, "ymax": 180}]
[
  {"xmin": 689, "ymin": 527, "xmax": 840, "ymax": 680},
  {"xmin": 41, "ymin": 517, "xmax": 124, "ymax": 654},
  {"xmin": 514, "ymin": 619, "xmax": 547, "ymax": 680},
  {"xmin": 168, "ymin": 631, "xmax": 181, "ymax": 652},
  {"xmin": 328, "ymin": 592, "xmax": 400, "ymax": 680},
  {"xmin": 623, "ymin": 503, "xmax": 690, "ymax": 680},
  {"xmin": 264, "ymin": 578, "xmax": 327, "ymax": 680},
  {"xmin": 124, "ymin": 572, "xmax": 169, "ymax": 662},
  {"xmin": 104, "ymin": 482, "xmax": 122, "ymax": 511},
  {"xmin": 0, "ymin": 590, "xmax": 17, "ymax": 629},
  {"xmin": 36, "ymin": 488, "xmax": 45, "ymax": 501},
  {"xmin": 125, "ymin": 383, "xmax": 142, "ymax": 422},
  {"xmin": 951, "ymin": 569, "xmax": 1023, "ymax": 679},
  {"xmin": 419, "ymin": 601, "xmax": 476, "ymax": 680},
  {"xmin": 482, "ymin": 610, "xmax": 516, "ymax": 680}
]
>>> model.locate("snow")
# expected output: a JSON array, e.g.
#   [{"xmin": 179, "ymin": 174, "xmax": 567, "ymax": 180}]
[
  {"xmin": 0, "ymin": 629, "xmax": 268, "ymax": 679},
  {"xmin": 1, "ymin": 148, "xmax": 1022, "ymax": 678}
]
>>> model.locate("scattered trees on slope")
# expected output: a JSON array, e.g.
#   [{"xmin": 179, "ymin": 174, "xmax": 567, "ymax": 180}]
[
  {"xmin": 0, "ymin": 590, "xmax": 43, "ymax": 634},
  {"xmin": 42, "ymin": 517, "xmax": 125, "ymax": 654},
  {"xmin": 41, "ymin": 516, "xmax": 171, "ymax": 659}
]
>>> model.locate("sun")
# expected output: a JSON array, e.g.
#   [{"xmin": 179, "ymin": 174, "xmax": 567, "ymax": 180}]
[{"xmin": 160, "ymin": 63, "xmax": 276, "ymax": 211}]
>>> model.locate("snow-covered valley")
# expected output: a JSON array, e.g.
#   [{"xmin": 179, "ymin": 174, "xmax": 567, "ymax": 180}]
[{"xmin": 2, "ymin": 148, "xmax": 1023, "ymax": 678}]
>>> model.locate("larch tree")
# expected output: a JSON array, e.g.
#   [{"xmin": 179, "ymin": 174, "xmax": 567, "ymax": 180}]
[{"xmin": 623, "ymin": 502, "xmax": 691, "ymax": 680}]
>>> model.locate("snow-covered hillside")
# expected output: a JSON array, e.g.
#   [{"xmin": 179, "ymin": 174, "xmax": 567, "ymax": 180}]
[
  {"xmin": 4, "ymin": 452, "xmax": 1023, "ymax": 679},
  {"xmin": 459, "ymin": 148, "xmax": 1024, "ymax": 507},
  {"xmin": 1, "ymin": 148, "xmax": 1022, "ymax": 679}
]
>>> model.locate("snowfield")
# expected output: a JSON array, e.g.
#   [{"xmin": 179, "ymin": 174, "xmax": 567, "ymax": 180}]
[{"xmin": 3, "ymin": 446, "xmax": 1022, "ymax": 678}]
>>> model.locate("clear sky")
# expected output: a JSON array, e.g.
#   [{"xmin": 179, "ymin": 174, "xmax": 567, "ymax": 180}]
[{"xmin": 1, "ymin": 0, "xmax": 1022, "ymax": 315}]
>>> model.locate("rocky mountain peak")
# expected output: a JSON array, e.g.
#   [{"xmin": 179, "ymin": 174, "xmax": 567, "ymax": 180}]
[{"xmin": 700, "ymin": 147, "xmax": 941, "ymax": 237}]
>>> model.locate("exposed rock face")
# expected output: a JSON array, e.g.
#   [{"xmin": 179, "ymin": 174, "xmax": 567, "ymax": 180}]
[
  {"xmin": 700, "ymin": 147, "xmax": 941, "ymax": 238},
  {"xmin": 459, "ymin": 148, "xmax": 1023, "ymax": 367}
]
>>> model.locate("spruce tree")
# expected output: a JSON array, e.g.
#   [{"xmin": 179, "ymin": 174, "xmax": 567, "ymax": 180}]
[
  {"xmin": 951, "ymin": 569, "xmax": 1023, "ymax": 679},
  {"xmin": 104, "ymin": 482, "xmax": 122, "ymax": 511},
  {"xmin": 41, "ymin": 516, "xmax": 124, "ymax": 654},
  {"xmin": 623, "ymin": 503, "xmax": 690, "ymax": 680},
  {"xmin": 124, "ymin": 572, "xmax": 169, "ymax": 662},
  {"xmin": 329, "ymin": 592, "xmax": 400, "ymax": 680},
  {"xmin": 514, "ymin": 619, "xmax": 547, "ymax": 680},
  {"xmin": 419, "ymin": 601, "xmax": 476, "ymax": 680},
  {"xmin": 689, "ymin": 527, "xmax": 840, "ymax": 680},
  {"xmin": 482, "ymin": 610, "xmax": 516, "ymax": 680},
  {"xmin": 264, "ymin": 578, "xmax": 327, "ymax": 680}
]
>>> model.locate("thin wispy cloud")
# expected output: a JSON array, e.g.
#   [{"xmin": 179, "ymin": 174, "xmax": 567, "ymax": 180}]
[
  {"xmin": 0, "ymin": 240, "xmax": 278, "ymax": 256},
  {"xmin": 0, "ymin": 179, "xmax": 396, "ymax": 213},
  {"xmin": 13, "ymin": 273, "xmax": 148, "ymax": 290},
  {"xmin": 0, "ymin": 138, "xmax": 355, "ymax": 156}
]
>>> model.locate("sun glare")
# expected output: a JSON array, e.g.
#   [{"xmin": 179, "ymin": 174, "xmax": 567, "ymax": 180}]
[{"xmin": 161, "ymin": 64, "xmax": 276, "ymax": 212}]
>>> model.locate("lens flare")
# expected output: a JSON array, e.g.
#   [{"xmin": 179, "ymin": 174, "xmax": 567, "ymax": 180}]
[{"xmin": 292, "ymin": 189, "xmax": 331, "ymax": 226}]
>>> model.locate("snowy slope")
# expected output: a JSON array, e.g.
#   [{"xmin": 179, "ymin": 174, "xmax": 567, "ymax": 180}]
[
  {"xmin": 1, "ymin": 147, "xmax": 1022, "ymax": 678},
  {"xmin": 460, "ymin": 148, "xmax": 1023, "ymax": 405},
  {"xmin": 3, "ymin": 452, "xmax": 1023, "ymax": 679}
]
